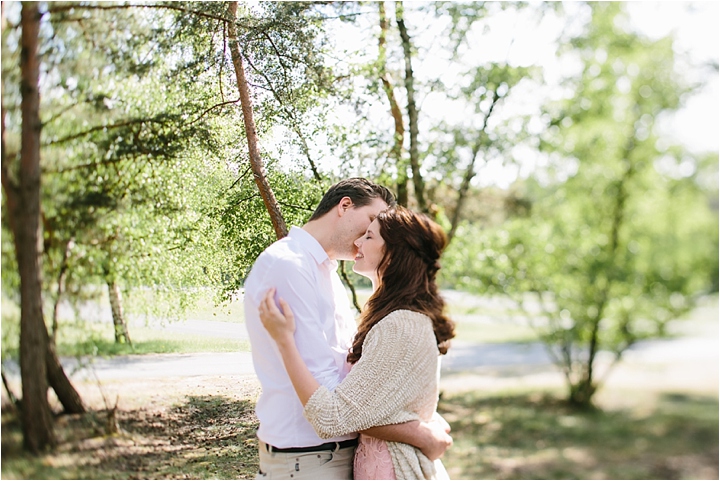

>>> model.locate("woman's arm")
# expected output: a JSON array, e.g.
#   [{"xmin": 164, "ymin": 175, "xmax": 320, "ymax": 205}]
[
  {"xmin": 258, "ymin": 288, "xmax": 319, "ymax": 405},
  {"xmin": 260, "ymin": 289, "xmax": 452, "ymax": 459},
  {"xmin": 303, "ymin": 311, "xmax": 438, "ymax": 436}
]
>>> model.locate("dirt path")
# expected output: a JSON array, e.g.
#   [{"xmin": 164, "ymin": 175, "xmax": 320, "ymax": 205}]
[
  {"xmin": 3, "ymin": 296, "xmax": 717, "ymax": 412},
  {"xmin": 1, "ymin": 298, "xmax": 716, "ymax": 480}
]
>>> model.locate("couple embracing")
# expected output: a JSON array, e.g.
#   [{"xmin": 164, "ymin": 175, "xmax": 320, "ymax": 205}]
[{"xmin": 244, "ymin": 178, "xmax": 456, "ymax": 480}]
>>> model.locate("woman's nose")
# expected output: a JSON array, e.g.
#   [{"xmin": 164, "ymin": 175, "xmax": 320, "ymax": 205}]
[{"xmin": 354, "ymin": 237, "xmax": 362, "ymax": 247}]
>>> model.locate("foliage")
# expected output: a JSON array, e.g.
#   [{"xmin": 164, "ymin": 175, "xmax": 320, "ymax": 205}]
[
  {"xmin": 1, "ymin": 1, "xmax": 342, "ymax": 349},
  {"xmin": 443, "ymin": 2, "xmax": 718, "ymax": 407},
  {"xmin": 215, "ymin": 168, "xmax": 326, "ymax": 300},
  {"xmin": 1, "ymin": 0, "xmax": 716, "ymax": 413}
]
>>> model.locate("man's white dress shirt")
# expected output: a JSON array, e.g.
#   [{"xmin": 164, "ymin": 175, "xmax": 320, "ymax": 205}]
[{"xmin": 244, "ymin": 226, "xmax": 358, "ymax": 448}]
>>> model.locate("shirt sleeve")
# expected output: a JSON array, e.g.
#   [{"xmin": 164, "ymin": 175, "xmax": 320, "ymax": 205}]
[
  {"xmin": 303, "ymin": 311, "xmax": 439, "ymax": 438},
  {"xmin": 246, "ymin": 255, "xmax": 343, "ymax": 388}
]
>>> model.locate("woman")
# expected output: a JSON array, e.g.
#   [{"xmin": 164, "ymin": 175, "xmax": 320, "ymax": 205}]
[{"xmin": 259, "ymin": 206, "xmax": 455, "ymax": 480}]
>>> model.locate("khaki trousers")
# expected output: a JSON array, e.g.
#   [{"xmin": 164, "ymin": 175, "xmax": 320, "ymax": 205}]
[{"xmin": 256, "ymin": 441, "xmax": 355, "ymax": 480}]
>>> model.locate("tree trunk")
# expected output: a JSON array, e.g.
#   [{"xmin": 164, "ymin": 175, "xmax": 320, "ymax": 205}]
[
  {"xmin": 46, "ymin": 340, "xmax": 85, "ymax": 414},
  {"xmin": 378, "ymin": 2, "xmax": 407, "ymax": 206},
  {"xmin": 396, "ymin": 2, "xmax": 426, "ymax": 212},
  {"xmin": 568, "ymin": 378, "xmax": 597, "ymax": 408},
  {"xmin": 569, "ymin": 132, "xmax": 637, "ymax": 408},
  {"xmin": 339, "ymin": 261, "xmax": 361, "ymax": 312},
  {"xmin": 51, "ymin": 238, "xmax": 73, "ymax": 343},
  {"xmin": 16, "ymin": 2, "xmax": 55, "ymax": 452},
  {"xmin": 448, "ymin": 89, "xmax": 500, "ymax": 243},
  {"xmin": 2, "ymin": 368, "xmax": 20, "ymax": 410},
  {"xmin": 447, "ymin": 144, "xmax": 480, "ymax": 244},
  {"xmin": 226, "ymin": 1, "xmax": 287, "ymax": 240},
  {"xmin": 107, "ymin": 280, "xmax": 131, "ymax": 345}
]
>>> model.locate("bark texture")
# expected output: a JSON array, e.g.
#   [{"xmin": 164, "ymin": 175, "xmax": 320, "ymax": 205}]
[{"xmin": 227, "ymin": 1, "xmax": 287, "ymax": 240}]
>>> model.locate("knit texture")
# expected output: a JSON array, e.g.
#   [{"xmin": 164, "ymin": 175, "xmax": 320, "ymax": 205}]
[{"xmin": 303, "ymin": 310, "xmax": 443, "ymax": 479}]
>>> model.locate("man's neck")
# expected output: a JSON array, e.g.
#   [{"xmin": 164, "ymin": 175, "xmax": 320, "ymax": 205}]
[{"xmin": 302, "ymin": 220, "xmax": 335, "ymax": 260}]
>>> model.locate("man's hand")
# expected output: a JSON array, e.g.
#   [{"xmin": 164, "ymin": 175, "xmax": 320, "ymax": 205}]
[
  {"xmin": 416, "ymin": 415, "xmax": 453, "ymax": 461},
  {"xmin": 359, "ymin": 414, "xmax": 453, "ymax": 460}
]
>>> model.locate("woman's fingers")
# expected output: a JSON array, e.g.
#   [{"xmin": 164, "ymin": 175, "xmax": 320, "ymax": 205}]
[
  {"xmin": 260, "ymin": 289, "xmax": 275, "ymax": 317},
  {"xmin": 277, "ymin": 298, "xmax": 295, "ymax": 330},
  {"xmin": 278, "ymin": 298, "xmax": 292, "ymax": 318},
  {"xmin": 263, "ymin": 288, "xmax": 275, "ymax": 311},
  {"xmin": 259, "ymin": 288, "xmax": 290, "ymax": 325}
]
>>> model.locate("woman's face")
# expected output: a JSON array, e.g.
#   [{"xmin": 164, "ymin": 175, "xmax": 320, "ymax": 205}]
[{"xmin": 352, "ymin": 218, "xmax": 386, "ymax": 281}]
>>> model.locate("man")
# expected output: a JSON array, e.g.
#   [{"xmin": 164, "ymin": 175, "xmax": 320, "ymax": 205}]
[{"xmin": 244, "ymin": 178, "xmax": 452, "ymax": 479}]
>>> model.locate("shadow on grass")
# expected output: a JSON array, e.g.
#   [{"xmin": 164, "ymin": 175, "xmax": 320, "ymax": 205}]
[
  {"xmin": 439, "ymin": 390, "xmax": 719, "ymax": 480},
  {"xmin": 1, "ymin": 395, "xmax": 259, "ymax": 480},
  {"xmin": 3, "ymin": 389, "xmax": 717, "ymax": 480}
]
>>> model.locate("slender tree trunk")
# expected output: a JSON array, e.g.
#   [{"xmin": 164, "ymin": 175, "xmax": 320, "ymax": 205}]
[
  {"xmin": 448, "ymin": 89, "xmax": 501, "ymax": 242},
  {"xmin": 339, "ymin": 261, "xmax": 361, "ymax": 312},
  {"xmin": 47, "ymin": 239, "xmax": 86, "ymax": 413},
  {"xmin": 226, "ymin": 1, "xmax": 287, "ymax": 240},
  {"xmin": 46, "ymin": 340, "xmax": 85, "ymax": 414},
  {"xmin": 107, "ymin": 280, "xmax": 131, "ymax": 345},
  {"xmin": 378, "ymin": 2, "xmax": 407, "ymax": 206},
  {"xmin": 396, "ymin": 2, "xmax": 426, "ymax": 212},
  {"xmin": 293, "ymin": 126, "xmax": 323, "ymax": 183},
  {"xmin": 15, "ymin": 2, "xmax": 55, "ymax": 452},
  {"xmin": 51, "ymin": 238, "xmax": 73, "ymax": 343},
  {"xmin": 448, "ymin": 144, "xmax": 480, "ymax": 243},
  {"xmin": 2, "ymin": 368, "xmax": 20, "ymax": 409},
  {"xmin": 572, "ymin": 136, "xmax": 636, "ymax": 407}
]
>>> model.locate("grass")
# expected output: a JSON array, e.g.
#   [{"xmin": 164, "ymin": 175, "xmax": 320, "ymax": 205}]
[
  {"xmin": 54, "ymin": 325, "xmax": 251, "ymax": 357},
  {"xmin": 2, "ymin": 288, "xmax": 539, "ymax": 360},
  {"xmin": 182, "ymin": 295, "xmax": 245, "ymax": 324},
  {"xmin": 1, "ymin": 292, "xmax": 250, "ymax": 360},
  {"xmin": 453, "ymin": 319, "xmax": 538, "ymax": 344},
  {"xmin": 2, "ymin": 291, "xmax": 716, "ymax": 478},
  {"xmin": 439, "ymin": 388, "xmax": 719, "ymax": 480},
  {"xmin": 1, "ymin": 394, "xmax": 260, "ymax": 479},
  {"xmin": 2, "ymin": 385, "xmax": 716, "ymax": 480}
]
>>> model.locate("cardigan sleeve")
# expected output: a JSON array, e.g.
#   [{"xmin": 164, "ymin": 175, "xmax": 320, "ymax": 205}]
[{"xmin": 303, "ymin": 310, "xmax": 439, "ymax": 439}]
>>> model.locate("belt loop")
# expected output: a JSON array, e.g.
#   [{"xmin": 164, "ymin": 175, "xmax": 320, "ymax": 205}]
[{"xmin": 333, "ymin": 442, "xmax": 340, "ymax": 453}]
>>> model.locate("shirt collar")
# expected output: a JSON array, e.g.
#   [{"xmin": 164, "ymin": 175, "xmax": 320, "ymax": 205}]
[{"xmin": 288, "ymin": 226, "xmax": 335, "ymax": 268}]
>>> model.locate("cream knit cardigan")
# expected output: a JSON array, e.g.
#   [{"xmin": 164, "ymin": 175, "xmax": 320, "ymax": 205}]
[{"xmin": 303, "ymin": 309, "xmax": 444, "ymax": 480}]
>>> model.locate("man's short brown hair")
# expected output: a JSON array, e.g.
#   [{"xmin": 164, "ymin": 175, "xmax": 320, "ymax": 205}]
[{"xmin": 308, "ymin": 178, "xmax": 396, "ymax": 221}]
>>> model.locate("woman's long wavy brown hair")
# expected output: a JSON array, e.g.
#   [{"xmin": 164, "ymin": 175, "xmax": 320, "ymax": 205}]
[{"xmin": 347, "ymin": 207, "xmax": 455, "ymax": 364}]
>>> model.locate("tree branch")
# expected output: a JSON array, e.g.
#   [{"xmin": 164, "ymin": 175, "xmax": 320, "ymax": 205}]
[
  {"xmin": 187, "ymin": 98, "xmax": 241, "ymax": 126},
  {"xmin": 243, "ymin": 54, "xmax": 323, "ymax": 181},
  {"xmin": 46, "ymin": 3, "xmax": 231, "ymax": 24},
  {"xmin": 1, "ymin": 97, "xmax": 19, "ymax": 234},
  {"xmin": 45, "ymin": 119, "xmax": 160, "ymax": 145}
]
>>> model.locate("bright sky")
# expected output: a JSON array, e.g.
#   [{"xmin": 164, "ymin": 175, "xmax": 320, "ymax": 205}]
[
  {"xmin": 433, "ymin": 1, "xmax": 719, "ymax": 187},
  {"xmin": 279, "ymin": 2, "xmax": 719, "ymax": 187},
  {"xmin": 628, "ymin": 1, "xmax": 719, "ymax": 153}
]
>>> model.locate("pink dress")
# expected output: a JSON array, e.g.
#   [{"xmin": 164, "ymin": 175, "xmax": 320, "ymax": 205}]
[{"xmin": 354, "ymin": 434, "xmax": 397, "ymax": 480}]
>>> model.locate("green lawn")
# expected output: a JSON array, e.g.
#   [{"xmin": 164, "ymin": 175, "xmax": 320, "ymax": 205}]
[
  {"xmin": 439, "ymin": 388, "xmax": 719, "ymax": 479},
  {"xmin": 3, "ymin": 288, "xmax": 539, "ymax": 359},
  {"xmin": 2, "ymin": 386, "xmax": 716, "ymax": 480}
]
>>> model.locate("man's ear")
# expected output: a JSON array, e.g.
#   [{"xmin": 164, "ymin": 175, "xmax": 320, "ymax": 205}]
[{"xmin": 337, "ymin": 196, "xmax": 354, "ymax": 216}]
